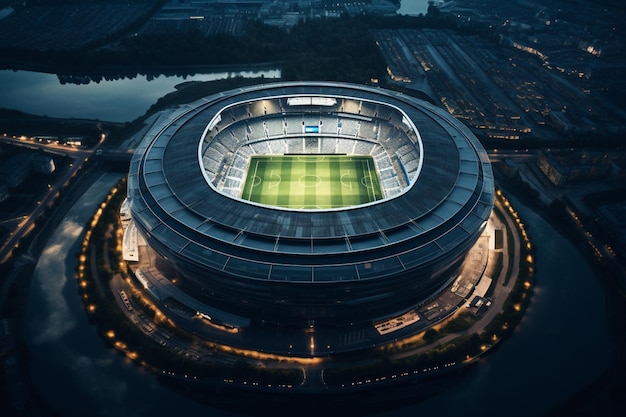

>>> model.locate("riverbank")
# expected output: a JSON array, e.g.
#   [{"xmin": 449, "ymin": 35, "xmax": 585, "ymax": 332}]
[
  {"xmin": 65, "ymin": 172, "xmax": 531, "ymax": 402},
  {"xmin": 0, "ymin": 68, "xmax": 282, "ymax": 123},
  {"xmin": 493, "ymin": 169, "xmax": 626, "ymax": 417},
  {"xmin": 2, "ymin": 160, "xmax": 612, "ymax": 416},
  {"xmin": 0, "ymin": 62, "xmax": 284, "ymax": 78},
  {"xmin": 0, "ymin": 164, "xmax": 122, "ymax": 416},
  {"xmin": 0, "ymin": 109, "xmax": 119, "ymax": 144}
]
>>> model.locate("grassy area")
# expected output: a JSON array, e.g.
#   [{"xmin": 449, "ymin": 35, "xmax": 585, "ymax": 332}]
[{"xmin": 241, "ymin": 155, "xmax": 383, "ymax": 209}]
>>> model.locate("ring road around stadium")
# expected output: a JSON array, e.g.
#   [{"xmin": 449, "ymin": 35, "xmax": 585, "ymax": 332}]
[{"xmin": 123, "ymin": 81, "xmax": 494, "ymax": 356}]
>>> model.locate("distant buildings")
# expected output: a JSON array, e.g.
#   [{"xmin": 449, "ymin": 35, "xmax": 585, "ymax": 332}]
[
  {"xmin": 536, "ymin": 149, "xmax": 618, "ymax": 187},
  {"xmin": 0, "ymin": 153, "xmax": 55, "ymax": 201},
  {"xmin": 141, "ymin": 0, "xmax": 399, "ymax": 32},
  {"xmin": 597, "ymin": 203, "xmax": 626, "ymax": 263}
]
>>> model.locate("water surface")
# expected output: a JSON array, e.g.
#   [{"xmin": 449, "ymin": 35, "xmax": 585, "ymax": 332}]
[
  {"xmin": 23, "ymin": 183, "xmax": 611, "ymax": 416},
  {"xmin": 0, "ymin": 69, "xmax": 280, "ymax": 122}
]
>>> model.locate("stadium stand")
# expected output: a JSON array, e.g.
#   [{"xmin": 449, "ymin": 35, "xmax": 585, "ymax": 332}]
[{"xmin": 200, "ymin": 95, "xmax": 422, "ymax": 200}]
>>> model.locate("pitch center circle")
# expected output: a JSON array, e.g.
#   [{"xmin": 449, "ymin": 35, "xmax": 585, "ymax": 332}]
[{"xmin": 300, "ymin": 175, "xmax": 322, "ymax": 188}]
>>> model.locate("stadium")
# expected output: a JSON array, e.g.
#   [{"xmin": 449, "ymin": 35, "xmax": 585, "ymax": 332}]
[{"xmin": 124, "ymin": 81, "xmax": 494, "ymax": 355}]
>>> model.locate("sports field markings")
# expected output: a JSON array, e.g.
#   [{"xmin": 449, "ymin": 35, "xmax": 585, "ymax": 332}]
[
  {"xmin": 340, "ymin": 170, "xmax": 353, "ymax": 190},
  {"xmin": 241, "ymin": 155, "xmax": 383, "ymax": 209},
  {"xmin": 294, "ymin": 205, "xmax": 326, "ymax": 210},
  {"xmin": 246, "ymin": 160, "xmax": 261, "ymax": 201},
  {"xmin": 299, "ymin": 175, "xmax": 321, "ymax": 188},
  {"xmin": 362, "ymin": 159, "xmax": 379, "ymax": 201},
  {"xmin": 269, "ymin": 170, "xmax": 281, "ymax": 189},
  {"xmin": 297, "ymin": 155, "xmax": 326, "ymax": 162}
]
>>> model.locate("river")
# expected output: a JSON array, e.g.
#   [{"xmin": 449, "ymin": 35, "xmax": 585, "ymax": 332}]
[
  {"xmin": 397, "ymin": 0, "xmax": 435, "ymax": 16},
  {"xmin": 23, "ymin": 172, "xmax": 241, "ymax": 417},
  {"xmin": 0, "ymin": 68, "xmax": 280, "ymax": 123},
  {"xmin": 22, "ymin": 172, "xmax": 611, "ymax": 416},
  {"xmin": 378, "ymin": 191, "xmax": 612, "ymax": 416}
]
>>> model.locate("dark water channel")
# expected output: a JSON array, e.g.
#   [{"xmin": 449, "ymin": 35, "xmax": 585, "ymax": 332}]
[{"xmin": 23, "ymin": 174, "xmax": 612, "ymax": 416}]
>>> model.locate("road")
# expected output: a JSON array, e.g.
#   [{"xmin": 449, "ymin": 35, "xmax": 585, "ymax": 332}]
[
  {"xmin": 0, "ymin": 136, "xmax": 101, "ymax": 264},
  {"xmin": 0, "ymin": 132, "xmax": 539, "ymax": 395},
  {"xmin": 0, "ymin": 133, "xmax": 536, "ymax": 270}
]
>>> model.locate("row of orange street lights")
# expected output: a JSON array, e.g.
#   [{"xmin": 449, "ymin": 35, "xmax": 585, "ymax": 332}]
[
  {"xmin": 364, "ymin": 200, "xmax": 508, "ymax": 381},
  {"xmin": 78, "ymin": 183, "xmax": 536, "ymax": 390},
  {"xmin": 78, "ymin": 184, "xmax": 319, "ymax": 387},
  {"xmin": 568, "ymin": 207, "xmax": 608, "ymax": 262},
  {"xmin": 495, "ymin": 188, "xmax": 534, "ymax": 313},
  {"xmin": 496, "ymin": 189, "xmax": 533, "ymax": 263},
  {"xmin": 77, "ymin": 184, "xmax": 142, "ymax": 363},
  {"xmin": 339, "ymin": 196, "xmax": 528, "ymax": 387}
]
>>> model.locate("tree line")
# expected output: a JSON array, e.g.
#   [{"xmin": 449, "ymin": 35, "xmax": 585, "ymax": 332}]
[{"xmin": 1, "ymin": 13, "xmax": 457, "ymax": 85}]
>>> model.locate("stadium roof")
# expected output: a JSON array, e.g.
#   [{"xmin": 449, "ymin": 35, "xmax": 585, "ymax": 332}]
[{"xmin": 128, "ymin": 82, "xmax": 493, "ymax": 282}]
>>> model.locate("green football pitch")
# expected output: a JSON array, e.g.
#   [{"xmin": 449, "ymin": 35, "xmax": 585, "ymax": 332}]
[{"xmin": 241, "ymin": 155, "xmax": 384, "ymax": 209}]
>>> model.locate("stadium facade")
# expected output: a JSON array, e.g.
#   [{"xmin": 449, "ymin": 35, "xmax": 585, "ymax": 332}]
[{"xmin": 126, "ymin": 81, "xmax": 494, "ymax": 353}]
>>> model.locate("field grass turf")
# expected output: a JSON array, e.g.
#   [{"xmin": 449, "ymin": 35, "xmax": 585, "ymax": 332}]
[{"xmin": 241, "ymin": 155, "xmax": 383, "ymax": 209}]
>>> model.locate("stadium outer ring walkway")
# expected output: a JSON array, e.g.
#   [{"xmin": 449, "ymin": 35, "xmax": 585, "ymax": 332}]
[{"xmin": 125, "ymin": 81, "xmax": 494, "ymax": 356}]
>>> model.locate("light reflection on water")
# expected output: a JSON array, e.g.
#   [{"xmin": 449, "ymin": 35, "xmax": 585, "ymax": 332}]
[
  {"xmin": 0, "ymin": 69, "xmax": 280, "ymax": 122},
  {"xmin": 30, "ymin": 240, "xmax": 75, "ymax": 345},
  {"xmin": 397, "ymin": 0, "xmax": 432, "ymax": 16},
  {"xmin": 17, "ymin": 135, "xmax": 611, "ymax": 417},
  {"xmin": 374, "ymin": 192, "xmax": 611, "ymax": 417},
  {"xmin": 24, "ymin": 172, "xmax": 236, "ymax": 417},
  {"xmin": 23, "ymin": 177, "xmax": 612, "ymax": 417}
]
